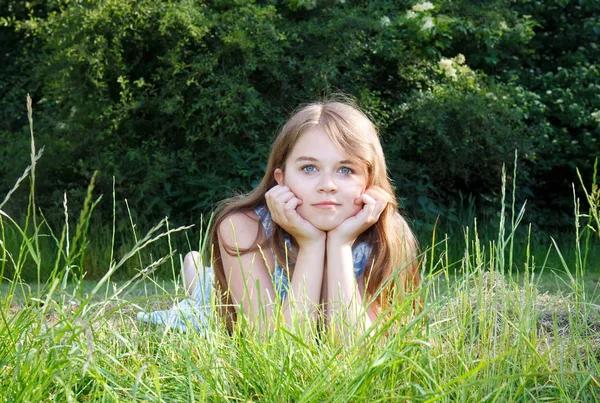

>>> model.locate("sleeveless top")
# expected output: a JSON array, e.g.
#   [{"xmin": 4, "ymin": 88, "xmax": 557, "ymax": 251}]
[
  {"xmin": 136, "ymin": 206, "xmax": 373, "ymax": 332},
  {"xmin": 254, "ymin": 205, "xmax": 373, "ymax": 301}
]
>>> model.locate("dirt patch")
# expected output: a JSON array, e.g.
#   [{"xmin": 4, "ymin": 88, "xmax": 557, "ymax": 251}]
[{"xmin": 436, "ymin": 272, "xmax": 600, "ymax": 356}]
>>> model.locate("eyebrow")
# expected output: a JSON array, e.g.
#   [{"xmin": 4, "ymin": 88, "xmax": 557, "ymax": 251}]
[{"xmin": 294, "ymin": 156, "xmax": 356, "ymax": 165}]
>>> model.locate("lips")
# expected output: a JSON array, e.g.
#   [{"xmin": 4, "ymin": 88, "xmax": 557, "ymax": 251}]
[{"xmin": 312, "ymin": 201, "xmax": 341, "ymax": 208}]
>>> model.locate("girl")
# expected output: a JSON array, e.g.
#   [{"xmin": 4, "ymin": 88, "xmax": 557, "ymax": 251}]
[{"xmin": 138, "ymin": 99, "xmax": 419, "ymax": 333}]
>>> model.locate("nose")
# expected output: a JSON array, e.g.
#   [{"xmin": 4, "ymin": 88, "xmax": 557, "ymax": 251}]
[{"xmin": 317, "ymin": 172, "xmax": 338, "ymax": 193}]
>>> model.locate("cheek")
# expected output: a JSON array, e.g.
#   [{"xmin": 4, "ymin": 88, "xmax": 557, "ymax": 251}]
[
  {"xmin": 347, "ymin": 182, "xmax": 365, "ymax": 199},
  {"xmin": 281, "ymin": 173, "xmax": 303, "ymax": 197},
  {"xmin": 349, "ymin": 204, "xmax": 362, "ymax": 217},
  {"xmin": 286, "ymin": 183, "xmax": 305, "ymax": 202}
]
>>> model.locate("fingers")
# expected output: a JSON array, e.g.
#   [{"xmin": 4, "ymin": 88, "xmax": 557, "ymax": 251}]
[
  {"xmin": 358, "ymin": 193, "xmax": 378, "ymax": 224},
  {"xmin": 265, "ymin": 185, "xmax": 295, "ymax": 221},
  {"xmin": 266, "ymin": 185, "xmax": 294, "ymax": 204},
  {"xmin": 265, "ymin": 185, "xmax": 301, "ymax": 226},
  {"xmin": 266, "ymin": 186, "xmax": 297, "ymax": 208},
  {"xmin": 355, "ymin": 187, "xmax": 390, "ymax": 225},
  {"xmin": 364, "ymin": 186, "xmax": 391, "ymax": 204},
  {"xmin": 283, "ymin": 196, "xmax": 300, "ymax": 221}
]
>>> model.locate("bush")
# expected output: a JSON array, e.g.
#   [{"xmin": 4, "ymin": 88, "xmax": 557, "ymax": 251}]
[
  {"xmin": 0, "ymin": 0, "xmax": 598, "ymax": 230},
  {"xmin": 386, "ymin": 78, "xmax": 534, "ymax": 225}
]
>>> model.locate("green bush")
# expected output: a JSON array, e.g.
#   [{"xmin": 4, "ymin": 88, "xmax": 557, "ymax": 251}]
[
  {"xmin": 0, "ymin": 0, "xmax": 598, "ymax": 230},
  {"xmin": 386, "ymin": 78, "xmax": 534, "ymax": 223},
  {"xmin": 444, "ymin": 0, "xmax": 600, "ymax": 223}
]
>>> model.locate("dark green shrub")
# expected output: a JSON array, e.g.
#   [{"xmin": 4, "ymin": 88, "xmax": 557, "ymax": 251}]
[
  {"xmin": 384, "ymin": 62, "xmax": 537, "ymax": 228},
  {"xmin": 443, "ymin": 0, "xmax": 600, "ymax": 224},
  {"xmin": 0, "ymin": 0, "xmax": 597, "ymax": 234}
]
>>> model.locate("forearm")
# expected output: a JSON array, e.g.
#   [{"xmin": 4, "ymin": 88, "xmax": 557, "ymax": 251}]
[
  {"xmin": 325, "ymin": 239, "xmax": 372, "ymax": 332},
  {"xmin": 280, "ymin": 239, "xmax": 326, "ymax": 327}
]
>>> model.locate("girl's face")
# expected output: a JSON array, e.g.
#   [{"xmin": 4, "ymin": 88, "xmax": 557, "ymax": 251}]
[{"xmin": 274, "ymin": 127, "xmax": 367, "ymax": 231}]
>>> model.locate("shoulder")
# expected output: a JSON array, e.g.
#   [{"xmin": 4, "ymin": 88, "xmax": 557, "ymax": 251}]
[{"xmin": 218, "ymin": 209, "xmax": 261, "ymax": 250}]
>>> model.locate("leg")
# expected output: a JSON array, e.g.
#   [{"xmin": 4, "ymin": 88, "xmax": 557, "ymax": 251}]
[
  {"xmin": 183, "ymin": 251, "xmax": 202, "ymax": 296},
  {"xmin": 137, "ymin": 251, "xmax": 211, "ymax": 331}
]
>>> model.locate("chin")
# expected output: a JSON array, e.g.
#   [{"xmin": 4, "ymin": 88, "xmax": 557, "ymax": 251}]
[
  {"xmin": 298, "ymin": 209, "xmax": 354, "ymax": 232},
  {"xmin": 313, "ymin": 223, "xmax": 339, "ymax": 232},
  {"xmin": 307, "ymin": 216, "xmax": 345, "ymax": 232}
]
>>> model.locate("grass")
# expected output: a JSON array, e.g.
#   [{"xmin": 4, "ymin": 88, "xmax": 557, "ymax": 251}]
[{"xmin": 1, "ymin": 99, "xmax": 599, "ymax": 401}]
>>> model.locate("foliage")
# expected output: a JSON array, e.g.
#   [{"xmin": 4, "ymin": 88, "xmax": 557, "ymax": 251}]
[
  {"xmin": 0, "ymin": 0, "xmax": 599, "ymax": 229},
  {"xmin": 441, "ymin": 0, "xmax": 600, "ymax": 222}
]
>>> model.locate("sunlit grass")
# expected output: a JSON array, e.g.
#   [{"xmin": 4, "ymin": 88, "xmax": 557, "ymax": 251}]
[{"xmin": 1, "ymin": 99, "xmax": 599, "ymax": 401}]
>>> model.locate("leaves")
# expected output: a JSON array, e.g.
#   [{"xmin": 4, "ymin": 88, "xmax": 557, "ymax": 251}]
[{"xmin": 0, "ymin": 0, "xmax": 598, "ymax": 230}]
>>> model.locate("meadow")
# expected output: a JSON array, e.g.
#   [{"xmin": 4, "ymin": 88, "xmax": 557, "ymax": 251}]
[{"xmin": 1, "ymin": 102, "xmax": 600, "ymax": 402}]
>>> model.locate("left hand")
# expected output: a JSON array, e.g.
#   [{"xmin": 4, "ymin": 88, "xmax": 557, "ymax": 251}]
[{"xmin": 328, "ymin": 186, "xmax": 390, "ymax": 246}]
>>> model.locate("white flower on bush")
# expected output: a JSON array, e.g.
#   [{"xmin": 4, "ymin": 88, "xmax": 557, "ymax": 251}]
[
  {"xmin": 406, "ymin": 10, "xmax": 416, "ymax": 19},
  {"xmin": 438, "ymin": 54, "xmax": 471, "ymax": 80},
  {"xmin": 422, "ymin": 16, "xmax": 435, "ymax": 30},
  {"xmin": 380, "ymin": 16, "xmax": 391, "ymax": 27},
  {"xmin": 439, "ymin": 58, "xmax": 457, "ymax": 79},
  {"xmin": 412, "ymin": 1, "xmax": 434, "ymax": 12},
  {"xmin": 591, "ymin": 110, "xmax": 600, "ymax": 124}
]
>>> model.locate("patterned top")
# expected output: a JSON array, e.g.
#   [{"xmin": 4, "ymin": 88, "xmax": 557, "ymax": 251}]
[
  {"xmin": 136, "ymin": 206, "xmax": 373, "ymax": 332},
  {"xmin": 254, "ymin": 205, "xmax": 372, "ymax": 300}
]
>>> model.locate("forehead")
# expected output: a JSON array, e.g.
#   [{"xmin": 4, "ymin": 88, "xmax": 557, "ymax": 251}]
[{"xmin": 288, "ymin": 127, "xmax": 351, "ymax": 162}]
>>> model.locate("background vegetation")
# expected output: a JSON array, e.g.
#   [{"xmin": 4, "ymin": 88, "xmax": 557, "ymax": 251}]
[
  {"xmin": 1, "ymin": 0, "xmax": 598, "ymax": 229},
  {"xmin": 1, "ymin": 0, "xmax": 599, "ymax": 282}
]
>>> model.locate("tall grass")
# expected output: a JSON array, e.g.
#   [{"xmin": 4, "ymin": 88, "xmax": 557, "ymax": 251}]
[{"xmin": 0, "ymin": 101, "xmax": 599, "ymax": 401}]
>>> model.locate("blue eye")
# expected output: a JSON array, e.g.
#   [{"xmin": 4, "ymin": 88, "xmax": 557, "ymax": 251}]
[
  {"xmin": 339, "ymin": 167, "xmax": 353, "ymax": 175},
  {"xmin": 302, "ymin": 165, "xmax": 317, "ymax": 173}
]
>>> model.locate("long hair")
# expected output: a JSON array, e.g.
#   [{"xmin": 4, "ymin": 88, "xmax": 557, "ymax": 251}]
[{"xmin": 209, "ymin": 98, "xmax": 419, "ymax": 327}]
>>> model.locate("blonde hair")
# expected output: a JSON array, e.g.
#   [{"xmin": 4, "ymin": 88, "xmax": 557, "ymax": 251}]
[{"xmin": 209, "ymin": 98, "xmax": 419, "ymax": 327}]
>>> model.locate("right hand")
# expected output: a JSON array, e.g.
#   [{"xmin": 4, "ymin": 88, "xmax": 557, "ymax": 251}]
[{"xmin": 265, "ymin": 185, "xmax": 325, "ymax": 246}]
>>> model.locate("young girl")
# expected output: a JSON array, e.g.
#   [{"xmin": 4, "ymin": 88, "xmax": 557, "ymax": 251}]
[{"xmin": 138, "ymin": 99, "xmax": 419, "ymax": 333}]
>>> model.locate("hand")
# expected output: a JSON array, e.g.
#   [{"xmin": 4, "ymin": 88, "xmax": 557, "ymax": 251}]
[
  {"xmin": 265, "ymin": 185, "xmax": 326, "ymax": 247},
  {"xmin": 328, "ymin": 186, "xmax": 390, "ymax": 246}
]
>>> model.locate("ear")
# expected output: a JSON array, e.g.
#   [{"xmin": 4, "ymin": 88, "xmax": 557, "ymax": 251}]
[{"xmin": 274, "ymin": 168, "xmax": 284, "ymax": 185}]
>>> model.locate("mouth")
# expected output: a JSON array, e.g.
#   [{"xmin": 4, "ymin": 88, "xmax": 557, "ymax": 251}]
[{"xmin": 312, "ymin": 201, "xmax": 341, "ymax": 209}]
